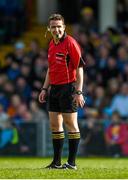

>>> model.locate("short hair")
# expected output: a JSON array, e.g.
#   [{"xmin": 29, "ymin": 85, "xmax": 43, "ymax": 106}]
[{"xmin": 48, "ymin": 13, "xmax": 65, "ymax": 24}]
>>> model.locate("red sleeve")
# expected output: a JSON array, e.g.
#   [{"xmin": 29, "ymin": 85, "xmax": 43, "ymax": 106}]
[{"xmin": 67, "ymin": 36, "xmax": 82, "ymax": 69}]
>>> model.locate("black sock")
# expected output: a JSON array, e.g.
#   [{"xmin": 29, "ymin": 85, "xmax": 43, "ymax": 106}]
[
  {"xmin": 68, "ymin": 132, "xmax": 80, "ymax": 166},
  {"xmin": 52, "ymin": 131, "xmax": 64, "ymax": 166}
]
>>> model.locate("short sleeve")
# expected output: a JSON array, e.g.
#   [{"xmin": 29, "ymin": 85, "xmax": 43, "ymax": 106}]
[
  {"xmin": 68, "ymin": 37, "xmax": 82, "ymax": 69},
  {"xmin": 78, "ymin": 57, "xmax": 86, "ymax": 67}
]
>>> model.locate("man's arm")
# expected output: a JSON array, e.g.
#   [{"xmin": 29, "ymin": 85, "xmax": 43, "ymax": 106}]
[
  {"xmin": 42, "ymin": 68, "xmax": 50, "ymax": 89},
  {"xmin": 74, "ymin": 67, "xmax": 85, "ymax": 108},
  {"xmin": 75, "ymin": 67, "xmax": 84, "ymax": 92},
  {"xmin": 39, "ymin": 68, "xmax": 50, "ymax": 103}
]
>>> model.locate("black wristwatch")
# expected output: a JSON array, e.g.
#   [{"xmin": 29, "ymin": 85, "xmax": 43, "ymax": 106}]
[
  {"xmin": 41, "ymin": 88, "xmax": 48, "ymax": 92},
  {"xmin": 75, "ymin": 90, "xmax": 83, "ymax": 95}
]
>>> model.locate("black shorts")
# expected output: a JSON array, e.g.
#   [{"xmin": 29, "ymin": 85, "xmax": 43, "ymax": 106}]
[{"xmin": 48, "ymin": 82, "xmax": 77, "ymax": 113}]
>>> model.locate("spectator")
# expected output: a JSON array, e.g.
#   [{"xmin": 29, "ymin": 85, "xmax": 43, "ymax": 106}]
[
  {"xmin": 109, "ymin": 83, "xmax": 128, "ymax": 119},
  {"xmin": 7, "ymin": 61, "xmax": 20, "ymax": 80},
  {"xmin": 0, "ymin": 104, "xmax": 9, "ymax": 129},
  {"xmin": 105, "ymin": 111, "xmax": 128, "ymax": 157},
  {"xmin": 78, "ymin": 31, "xmax": 94, "ymax": 55},
  {"xmin": 79, "ymin": 114, "xmax": 106, "ymax": 156},
  {"xmin": 0, "ymin": 54, "xmax": 13, "ymax": 74},
  {"xmin": 0, "ymin": 91, "xmax": 9, "ymax": 111},
  {"xmin": 12, "ymin": 103, "xmax": 28, "ymax": 125},
  {"xmin": 13, "ymin": 41, "xmax": 26, "ymax": 63},
  {"xmin": 86, "ymin": 53, "xmax": 98, "ymax": 81},
  {"xmin": 117, "ymin": 46, "xmax": 128, "ymax": 72},
  {"xmin": 20, "ymin": 63, "xmax": 32, "ymax": 84},
  {"xmin": 32, "ymin": 55, "xmax": 48, "ymax": 82},
  {"xmin": 15, "ymin": 76, "xmax": 31, "ymax": 102},
  {"xmin": 121, "ymin": 63, "xmax": 128, "ymax": 82},
  {"xmin": 101, "ymin": 56, "xmax": 120, "ymax": 83},
  {"xmin": 27, "ymin": 39, "xmax": 40, "ymax": 61},
  {"xmin": 96, "ymin": 46, "xmax": 110, "ymax": 71},
  {"xmin": 0, "ymin": 122, "xmax": 20, "ymax": 155},
  {"xmin": 80, "ymin": 7, "xmax": 97, "ymax": 33},
  {"xmin": 7, "ymin": 94, "xmax": 22, "ymax": 118},
  {"xmin": 107, "ymin": 78, "xmax": 120, "ymax": 99},
  {"xmin": 0, "ymin": 74, "xmax": 8, "ymax": 87},
  {"xmin": 29, "ymin": 100, "xmax": 47, "ymax": 122},
  {"xmin": 93, "ymin": 85, "xmax": 107, "ymax": 114},
  {"xmin": 3, "ymin": 81, "xmax": 15, "ymax": 100}
]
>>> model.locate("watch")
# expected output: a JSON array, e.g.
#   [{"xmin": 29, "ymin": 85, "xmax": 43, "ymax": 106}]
[
  {"xmin": 75, "ymin": 90, "xmax": 83, "ymax": 95},
  {"xmin": 41, "ymin": 88, "xmax": 48, "ymax": 92}
]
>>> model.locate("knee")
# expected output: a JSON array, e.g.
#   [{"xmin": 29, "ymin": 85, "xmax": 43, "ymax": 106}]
[
  {"xmin": 68, "ymin": 126, "xmax": 79, "ymax": 132},
  {"xmin": 65, "ymin": 121, "xmax": 79, "ymax": 132},
  {"xmin": 50, "ymin": 123, "xmax": 63, "ymax": 132}
]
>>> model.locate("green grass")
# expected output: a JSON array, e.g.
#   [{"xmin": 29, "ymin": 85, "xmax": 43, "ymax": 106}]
[{"xmin": 0, "ymin": 157, "xmax": 128, "ymax": 179}]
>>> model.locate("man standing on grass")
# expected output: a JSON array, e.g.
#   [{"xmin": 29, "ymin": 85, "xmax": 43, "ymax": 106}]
[{"xmin": 39, "ymin": 13, "xmax": 85, "ymax": 170}]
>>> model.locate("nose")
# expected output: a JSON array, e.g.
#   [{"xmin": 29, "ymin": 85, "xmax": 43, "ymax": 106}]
[{"xmin": 54, "ymin": 27, "xmax": 59, "ymax": 32}]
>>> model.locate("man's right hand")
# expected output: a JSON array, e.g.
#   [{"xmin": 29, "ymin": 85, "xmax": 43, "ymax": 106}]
[{"xmin": 38, "ymin": 90, "xmax": 47, "ymax": 103}]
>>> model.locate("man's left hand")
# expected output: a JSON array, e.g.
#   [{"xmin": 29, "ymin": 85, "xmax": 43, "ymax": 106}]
[{"xmin": 73, "ymin": 94, "xmax": 85, "ymax": 108}]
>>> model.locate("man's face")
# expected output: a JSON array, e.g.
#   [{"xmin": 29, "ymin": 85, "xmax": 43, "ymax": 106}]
[{"xmin": 49, "ymin": 20, "xmax": 65, "ymax": 40}]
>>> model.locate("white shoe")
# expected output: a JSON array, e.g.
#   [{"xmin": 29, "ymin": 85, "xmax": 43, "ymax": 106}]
[{"xmin": 62, "ymin": 162, "xmax": 77, "ymax": 170}]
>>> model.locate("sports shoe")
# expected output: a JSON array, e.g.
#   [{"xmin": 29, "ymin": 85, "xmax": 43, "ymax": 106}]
[
  {"xmin": 62, "ymin": 162, "xmax": 77, "ymax": 170},
  {"xmin": 45, "ymin": 162, "xmax": 63, "ymax": 169}
]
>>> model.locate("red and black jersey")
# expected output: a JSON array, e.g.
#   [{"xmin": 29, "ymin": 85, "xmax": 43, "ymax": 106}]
[{"xmin": 48, "ymin": 34, "xmax": 83, "ymax": 85}]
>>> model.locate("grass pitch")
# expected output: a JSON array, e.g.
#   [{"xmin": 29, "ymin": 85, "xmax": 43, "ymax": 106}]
[{"xmin": 0, "ymin": 157, "xmax": 128, "ymax": 179}]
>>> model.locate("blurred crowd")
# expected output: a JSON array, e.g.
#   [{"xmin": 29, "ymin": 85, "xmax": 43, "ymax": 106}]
[
  {"xmin": 0, "ymin": 0, "xmax": 128, "ymax": 156},
  {"xmin": 0, "ymin": 40, "xmax": 48, "ymax": 155},
  {"xmin": 74, "ymin": 3, "xmax": 128, "ymax": 157},
  {"xmin": 0, "ymin": 0, "xmax": 30, "ymax": 44}
]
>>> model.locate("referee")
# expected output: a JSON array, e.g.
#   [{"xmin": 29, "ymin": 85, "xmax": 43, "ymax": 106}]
[{"xmin": 39, "ymin": 14, "xmax": 85, "ymax": 170}]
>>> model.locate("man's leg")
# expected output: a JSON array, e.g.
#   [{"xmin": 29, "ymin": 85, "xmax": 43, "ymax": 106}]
[
  {"xmin": 49, "ymin": 112, "xmax": 64, "ymax": 166},
  {"xmin": 63, "ymin": 112, "xmax": 80, "ymax": 167}
]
